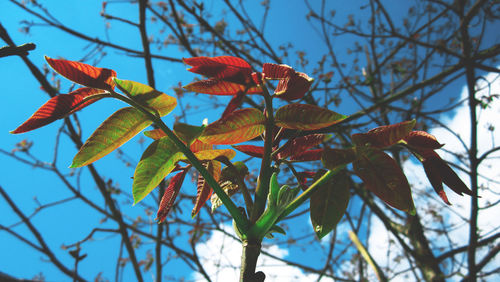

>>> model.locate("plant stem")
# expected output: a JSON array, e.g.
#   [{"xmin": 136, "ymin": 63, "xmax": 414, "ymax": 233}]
[
  {"xmin": 110, "ymin": 91, "xmax": 250, "ymax": 232},
  {"xmin": 250, "ymin": 85, "xmax": 275, "ymax": 224},
  {"xmin": 240, "ymin": 239, "xmax": 264, "ymax": 282},
  {"xmin": 277, "ymin": 167, "xmax": 343, "ymax": 222}
]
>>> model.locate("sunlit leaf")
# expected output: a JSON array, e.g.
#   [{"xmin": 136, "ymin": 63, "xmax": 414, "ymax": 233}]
[
  {"xmin": 192, "ymin": 160, "xmax": 221, "ymax": 217},
  {"xmin": 183, "ymin": 78, "xmax": 261, "ymax": 95},
  {"xmin": 310, "ymin": 170, "xmax": 350, "ymax": 239},
  {"xmin": 133, "ymin": 137, "xmax": 184, "ymax": 205},
  {"xmin": 262, "ymin": 63, "xmax": 293, "ymax": 79},
  {"xmin": 321, "ymin": 147, "xmax": 356, "ymax": 169},
  {"xmin": 144, "ymin": 128, "xmax": 167, "ymax": 140},
  {"xmin": 45, "ymin": 56, "xmax": 116, "ymax": 90},
  {"xmin": 114, "ymin": 78, "xmax": 177, "ymax": 116},
  {"xmin": 274, "ymin": 71, "xmax": 313, "ymax": 101},
  {"xmin": 189, "ymin": 139, "xmax": 213, "ymax": 153},
  {"xmin": 353, "ymin": 145, "xmax": 415, "ymax": 214},
  {"xmin": 278, "ymin": 134, "xmax": 329, "ymax": 159},
  {"xmin": 11, "ymin": 88, "xmax": 106, "ymax": 134},
  {"xmin": 275, "ymin": 104, "xmax": 346, "ymax": 130},
  {"xmin": 232, "ymin": 145, "xmax": 265, "ymax": 158},
  {"xmin": 222, "ymin": 91, "xmax": 246, "ymax": 118},
  {"xmin": 156, "ymin": 169, "xmax": 189, "ymax": 222},
  {"xmin": 199, "ymin": 108, "xmax": 265, "ymax": 144},
  {"xmin": 352, "ymin": 120, "xmax": 416, "ymax": 148},
  {"xmin": 183, "ymin": 56, "xmax": 252, "ymax": 84},
  {"xmin": 190, "ymin": 149, "xmax": 236, "ymax": 161},
  {"xmin": 71, "ymin": 107, "xmax": 151, "ymax": 167},
  {"xmin": 404, "ymin": 130, "xmax": 443, "ymax": 149}
]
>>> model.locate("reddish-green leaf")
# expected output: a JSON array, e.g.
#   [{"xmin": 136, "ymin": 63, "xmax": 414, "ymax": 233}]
[
  {"xmin": 275, "ymin": 104, "xmax": 346, "ymax": 130},
  {"xmin": 11, "ymin": 87, "xmax": 105, "ymax": 134},
  {"xmin": 232, "ymin": 145, "xmax": 265, "ymax": 158},
  {"xmin": 114, "ymin": 79, "xmax": 177, "ymax": 116},
  {"xmin": 189, "ymin": 139, "xmax": 212, "ymax": 153},
  {"xmin": 352, "ymin": 120, "xmax": 416, "ymax": 148},
  {"xmin": 321, "ymin": 147, "xmax": 357, "ymax": 169},
  {"xmin": 404, "ymin": 130, "xmax": 443, "ymax": 150},
  {"xmin": 156, "ymin": 169, "xmax": 189, "ymax": 222},
  {"xmin": 70, "ymin": 107, "xmax": 151, "ymax": 167},
  {"xmin": 144, "ymin": 128, "xmax": 167, "ymax": 140},
  {"xmin": 183, "ymin": 78, "xmax": 261, "ymax": 95},
  {"xmin": 262, "ymin": 63, "xmax": 293, "ymax": 79},
  {"xmin": 353, "ymin": 146, "xmax": 416, "ymax": 214},
  {"xmin": 183, "ymin": 56, "xmax": 252, "ymax": 84},
  {"xmin": 278, "ymin": 134, "xmax": 329, "ymax": 159},
  {"xmin": 191, "ymin": 149, "xmax": 236, "ymax": 161},
  {"xmin": 199, "ymin": 108, "xmax": 265, "ymax": 145},
  {"xmin": 274, "ymin": 71, "xmax": 313, "ymax": 101},
  {"xmin": 45, "ymin": 56, "xmax": 116, "ymax": 90},
  {"xmin": 192, "ymin": 160, "xmax": 221, "ymax": 217},
  {"xmin": 133, "ymin": 137, "xmax": 184, "ymax": 205},
  {"xmin": 310, "ymin": 170, "xmax": 350, "ymax": 239},
  {"xmin": 290, "ymin": 149, "xmax": 324, "ymax": 162},
  {"xmin": 222, "ymin": 91, "xmax": 246, "ymax": 118}
]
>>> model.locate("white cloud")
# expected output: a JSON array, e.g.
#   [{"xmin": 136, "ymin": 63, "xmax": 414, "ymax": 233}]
[{"xmin": 193, "ymin": 224, "xmax": 323, "ymax": 282}]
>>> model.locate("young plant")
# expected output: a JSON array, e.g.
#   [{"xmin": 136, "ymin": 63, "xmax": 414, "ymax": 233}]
[{"xmin": 12, "ymin": 56, "xmax": 472, "ymax": 281}]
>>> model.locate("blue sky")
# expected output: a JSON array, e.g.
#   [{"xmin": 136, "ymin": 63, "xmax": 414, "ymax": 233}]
[{"xmin": 1, "ymin": 1, "xmax": 498, "ymax": 281}]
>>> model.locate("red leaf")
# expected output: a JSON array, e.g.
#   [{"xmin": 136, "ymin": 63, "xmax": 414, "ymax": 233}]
[
  {"xmin": 321, "ymin": 147, "xmax": 356, "ymax": 169},
  {"xmin": 424, "ymin": 151, "xmax": 472, "ymax": 197},
  {"xmin": 155, "ymin": 169, "xmax": 189, "ymax": 223},
  {"xmin": 192, "ymin": 161, "xmax": 221, "ymax": 217},
  {"xmin": 232, "ymin": 145, "xmax": 265, "ymax": 158},
  {"xmin": 11, "ymin": 87, "xmax": 105, "ymax": 134},
  {"xmin": 278, "ymin": 134, "xmax": 328, "ymax": 159},
  {"xmin": 353, "ymin": 146, "xmax": 416, "ymax": 214},
  {"xmin": 421, "ymin": 154, "xmax": 450, "ymax": 205},
  {"xmin": 183, "ymin": 78, "xmax": 262, "ymax": 95},
  {"xmin": 404, "ymin": 131, "xmax": 443, "ymax": 150},
  {"xmin": 251, "ymin": 72, "xmax": 263, "ymax": 85},
  {"xmin": 274, "ymin": 71, "xmax": 313, "ymax": 101},
  {"xmin": 222, "ymin": 91, "xmax": 246, "ymax": 118},
  {"xmin": 290, "ymin": 149, "xmax": 324, "ymax": 162},
  {"xmin": 45, "ymin": 56, "xmax": 117, "ymax": 90},
  {"xmin": 262, "ymin": 63, "xmax": 293, "ymax": 79},
  {"xmin": 352, "ymin": 120, "xmax": 416, "ymax": 148},
  {"xmin": 183, "ymin": 56, "xmax": 252, "ymax": 85}
]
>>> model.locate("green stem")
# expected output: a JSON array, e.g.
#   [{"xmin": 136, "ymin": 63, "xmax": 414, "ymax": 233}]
[
  {"xmin": 250, "ymin": 85, "xmax": 275, "ymax": 224},
  {"xmin": 110, "ymin": 91, "xmax": 250, "ymax": 232},
  {"xmin": 277, "ymin": 167, "xmax": 343, "ymax": 222}
]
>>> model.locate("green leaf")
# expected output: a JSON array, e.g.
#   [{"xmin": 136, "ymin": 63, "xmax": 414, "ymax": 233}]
[
  {"xmin": 310, "ymin": 170, "xmax": 350, "ymax": 239},
  {"xmin": 275, "ymin": 104, "xmax": 346, "ymax": 130},
  {"xmin": 114, "ymin": 78, "xmax": 177, "ymax": 116},
  {"xmin": 198, "ymin": 108, "xmax": 265, "ymax": 144},
  {"xmin": 71, "ymin": 107, "xmax": 151, "ymax": 167},
  {"xmin": 133, "ymin": 137, "xmax": 184, "ymax": 205},
  {"xmin": 353, "ymin": 145, "xmax": 416, "ymax": 214},
  {"xmin": 173, "ymin": 122, "xmax": 205, "ymax": 145}
]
